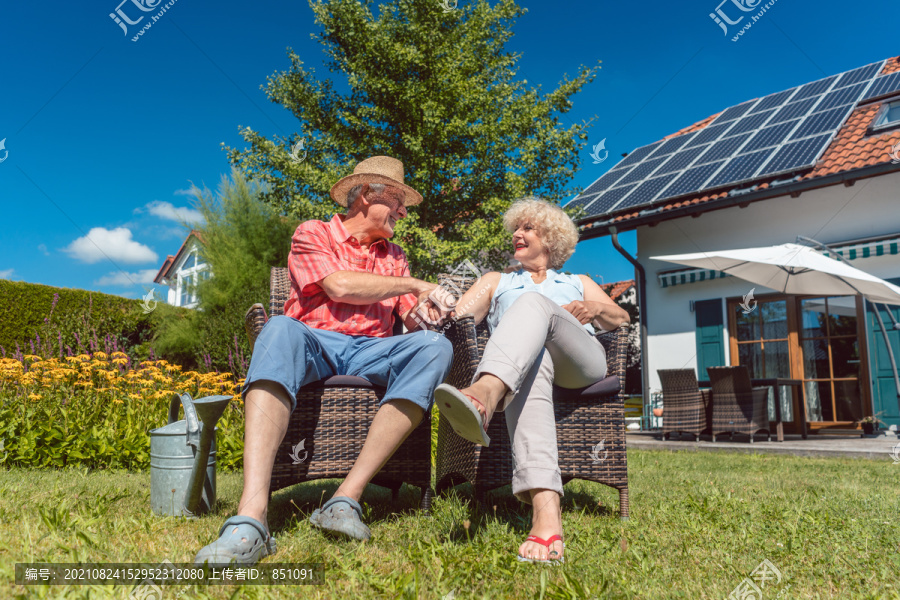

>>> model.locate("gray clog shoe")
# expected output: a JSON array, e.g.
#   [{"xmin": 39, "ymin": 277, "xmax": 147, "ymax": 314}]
[
  {"xmin": 194, "ymin": 515, "xmax": 276, "ymax": 567},
  {"xmin": 309, "ymin": 496, "xmax": 371, "ymax": 541}
]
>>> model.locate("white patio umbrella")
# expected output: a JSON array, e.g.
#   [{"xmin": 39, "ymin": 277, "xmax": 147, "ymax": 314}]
[
  {"xmin": 652, "ymin": 240, "xmax": 900, "ymax": 410},
  {"xmin": 652, "ymin": 242, "xmax": 900, "ymax": 305}
]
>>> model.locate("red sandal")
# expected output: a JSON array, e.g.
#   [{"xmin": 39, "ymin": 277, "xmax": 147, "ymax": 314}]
[{"xmin": 516, "ymin": 534, "xmax": 565, "ymax": 565}]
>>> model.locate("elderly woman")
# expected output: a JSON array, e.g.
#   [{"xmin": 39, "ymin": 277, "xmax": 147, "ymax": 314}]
[{"xmin": 434, "ymin": 197, "xmax": 630, "ymax": 565}]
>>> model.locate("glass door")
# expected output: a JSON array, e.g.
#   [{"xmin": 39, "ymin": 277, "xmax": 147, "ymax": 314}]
[
  {"xmin": 732, "ymin": 299, "xmax": 795, "ymax": 423},
  {"xmin": 799, "ymin": 297, "xmax": 863, "ymax": 423}
]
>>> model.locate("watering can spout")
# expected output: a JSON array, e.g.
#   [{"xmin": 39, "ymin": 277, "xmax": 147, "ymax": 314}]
[{"xmin": 179, "ymin": 394, "xmax": 232, "ymax": 517}]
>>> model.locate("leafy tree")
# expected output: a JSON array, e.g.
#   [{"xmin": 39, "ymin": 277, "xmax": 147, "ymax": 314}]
[
  {"xmin": 152, "ymin": 168, "xmax": 297, "ymax": 374},
  {"xmin": 224, "ymin": 0, "xmax": 599, "ymax": 279}
]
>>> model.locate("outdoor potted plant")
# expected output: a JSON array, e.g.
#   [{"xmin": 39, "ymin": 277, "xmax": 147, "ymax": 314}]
[{"xmin": 859, "ymin": 414, "xmax": 884, "ymax": 436}]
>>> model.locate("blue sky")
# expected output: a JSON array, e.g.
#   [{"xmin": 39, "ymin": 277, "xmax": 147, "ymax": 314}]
[{"xmin": 2, "ymin": 0, "xmax": 899, "ymax": 299}]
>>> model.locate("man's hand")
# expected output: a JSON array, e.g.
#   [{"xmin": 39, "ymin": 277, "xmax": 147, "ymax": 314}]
[{"xmin": 413, "ymin": 285, "xmax": 456, "ymax": 327}]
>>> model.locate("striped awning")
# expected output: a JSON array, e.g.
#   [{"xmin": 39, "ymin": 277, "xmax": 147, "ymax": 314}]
[{"xmin": 658, "ymin": 236, "xmax": 900, "ymax": 288}]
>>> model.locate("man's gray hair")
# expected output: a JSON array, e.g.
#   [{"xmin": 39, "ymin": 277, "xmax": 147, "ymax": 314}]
[{"xmin": 347, "ymin": 182, "xmax": 386, "ymax": 206}]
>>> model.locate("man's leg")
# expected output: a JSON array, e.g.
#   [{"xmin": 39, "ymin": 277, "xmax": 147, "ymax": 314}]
[{"xmin": 333, "ymin": 330, "xmax": 453, "ymax": 502}]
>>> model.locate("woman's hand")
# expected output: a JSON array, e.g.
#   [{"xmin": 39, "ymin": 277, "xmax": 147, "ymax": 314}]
[{"xmin": 562, "ymin": 300, "xmax": 597, "ymax": 325}]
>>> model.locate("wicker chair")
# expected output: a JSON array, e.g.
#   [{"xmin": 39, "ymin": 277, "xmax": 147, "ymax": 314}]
[
  {"xmin": 706, "ymin": 366, "xmax": 771, "ymax": 443},
  {"xmin": 434, "ymin": 274, "xmax": 630, "ymax": 519},
  {"xmin": 243, "ymin": 267, "xmax": 433, "ymax": 511},
  {"xmin": 657, "ymin": 369, "xmax": 710, "ymax": 441}
]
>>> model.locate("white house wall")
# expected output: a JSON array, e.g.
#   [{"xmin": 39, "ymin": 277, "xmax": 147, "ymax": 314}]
[{"xmin": 634, "ymin": 170, "xmax": 900, "ymax": 391}]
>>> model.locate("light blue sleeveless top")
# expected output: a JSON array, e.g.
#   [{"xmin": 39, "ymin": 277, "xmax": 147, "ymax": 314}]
[{"xmin": 487, "ymin": 269, "xmax": 595, "ymax": 334}]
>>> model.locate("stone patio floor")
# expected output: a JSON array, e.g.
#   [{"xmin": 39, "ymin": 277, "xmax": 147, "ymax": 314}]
[{"xmin": 626, "ymin": 430, "xmax": 900, "ymax": 460}]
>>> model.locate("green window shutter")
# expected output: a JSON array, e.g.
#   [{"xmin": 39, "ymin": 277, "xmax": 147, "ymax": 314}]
[{"xmin": 695, "ymin": 298, "xmax": 725, "ymax": 376}]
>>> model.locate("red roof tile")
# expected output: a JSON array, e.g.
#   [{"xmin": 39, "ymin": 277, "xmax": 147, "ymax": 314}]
[{"xmin": 600, "ymin": 279, "xmax": 635, "ymax": 301}]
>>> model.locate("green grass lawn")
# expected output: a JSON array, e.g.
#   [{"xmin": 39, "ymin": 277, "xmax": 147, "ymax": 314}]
[{"xmin": 1, "ymin": 449, "xmax": 898, "ymax": 599}]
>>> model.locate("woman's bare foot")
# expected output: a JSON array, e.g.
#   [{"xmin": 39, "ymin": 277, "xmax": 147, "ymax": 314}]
[{"xmin": 518, "ymin": 489, "xmax": 564, "ymax": 562}]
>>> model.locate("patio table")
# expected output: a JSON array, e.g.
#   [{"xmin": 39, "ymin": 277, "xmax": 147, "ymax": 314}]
[{"xmin": 698, "ymin": 378, "xmax": 806, "ymax": 442}]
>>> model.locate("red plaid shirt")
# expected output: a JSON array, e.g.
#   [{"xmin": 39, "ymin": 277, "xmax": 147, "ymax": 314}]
[{"xmin": 283, "ymin": 215, "xmax": 418, "ymax": 337}]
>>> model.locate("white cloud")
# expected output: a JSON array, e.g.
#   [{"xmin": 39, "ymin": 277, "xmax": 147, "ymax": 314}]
[
  {"xmin": 64, "ymin": 227, "xmax": 158, "ymax": 265},
  {"xmin": 95, "ymin": 269, "xmax": 159, "ymax": 286},
  {"xmin": 37, "ymin": 244, "xmax": 49, "ymax": 256},
  {"xmin": 144, "ymin": 200, "xmax": 204, "ymax": 226},
  {"xmin": 173, "ymin": 187, "xmax": 199, "ymax": 197},
  {"xmin": 0, "ymin": 269, "xmax": 13, "ymax": 279}
]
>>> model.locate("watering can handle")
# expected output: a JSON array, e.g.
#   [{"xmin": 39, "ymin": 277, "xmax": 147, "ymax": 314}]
[{"xmin": 168, "ymin": 393, "xmax": 201, "ymax": 448}]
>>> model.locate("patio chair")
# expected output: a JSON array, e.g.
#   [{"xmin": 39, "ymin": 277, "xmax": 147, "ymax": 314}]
[
  {"xmin": 706, "ymin": 366, "xmax": 771, "ymax": 443},
  {"xmin": 434, "ymin": 274, "xmax": 630, "ymax": 519},
  {"xmin": 243, "ymin": 267, "xmax": 434, "ymax": 511},
  {"xmin": 657, "ymin": 369, "xmax": 709, "ymax": 441}
]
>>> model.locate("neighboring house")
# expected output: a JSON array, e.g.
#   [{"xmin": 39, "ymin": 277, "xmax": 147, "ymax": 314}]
[
  {"xmin": 568, "ymin": 56, "xmax": 900, "ymax": 432},
  {"xmin": 601, "ymin": 280, "xmax": 636, "ymax": 305},
  {"xmin": 153, "ymin": 230, "xmax": 209, "ymax": 309}
]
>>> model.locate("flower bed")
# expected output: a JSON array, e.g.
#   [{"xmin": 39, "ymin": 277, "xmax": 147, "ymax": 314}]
[{"xmin": 0, "ymin": 352, "xmax": 245, "ymax": 471}]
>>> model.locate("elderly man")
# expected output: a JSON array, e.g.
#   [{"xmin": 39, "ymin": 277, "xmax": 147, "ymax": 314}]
[{"xmin": 195, "ymin": 156, "xmax": 454, "ymax": 566}]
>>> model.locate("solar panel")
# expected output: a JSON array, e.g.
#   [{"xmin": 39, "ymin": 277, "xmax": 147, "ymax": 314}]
[
  {"xmin": 618, "ymin": 156, "xmax": 667, "ymax": 185},
  {"xmin": 566, "ymin": 192, "xmax": 600, "ymax": 213},
  {"xmin": 726, "ymin": 109, "xmax": 776, "ymax": 136},
  {"xmin": 696, "ymin": 133, "xmax": 752, "ymax": 164},
  {"xmin": 790, "ymin": 105, "xmax": 851, "ymax": 140},
  {"xmin": 655, "ymin": 146, "xmax": 708, "ymax": 175},
  {"xmin": 834, "ymin": 62, "xmax": 883, "ymax": 89},
  {"xmin": 683, "ymin": 122, "xmax": 733, "ymax": 148},
  {"xmin": 742, "ymin": 120, "xmax": 798, "ymax": 153},
  {"xmin": 750, "ymin": 89, "xmax": 796, "ymax": 114},
  {"xmin": 615, "ymin": 173, "xmax": 679, "ymax": 210},
  {"xmin": 660, "ymin": 161, "xmax": 725, "ymax": 198},
  {"xmin": 614, "ymin": 141, "xmax": 663, "ymax": 169},
  {"xmin": 707, "ymin": 149, "xmax": 774, "ymax": 188},
  {"xmin": 569, "ymin": 60, "xmax": 888, "ymax": 220},
  {"xmin": 579, "ymin": 167, "xmax": 633, "ymax": 197},
  {"xmin": 817, "ymin": 82, "xmax": 869, "ymax": 111},
  {"xmin": 769, "ymin": 97, "xmax": 819, "ymax": 124},
  {"xmin": 715, "ymin": 100, "xmax": 757, "ymax": 123},
  {"xmin": 585, "ymin": 183, "xmax": 639, "ymax": 214},
  {"xmin": 792, "ymin": 75, "xmax": 838, "ymax": 101},
  {"xmin": 648, "ymin": 132, "xmax": 696, "ymax": 158},
  {"xmin": 863, "ymin": 71, "xmax": 900, "ymax": 101},
  {"xmin": 763, "ymin": 134, "xmax": 832, "ymax": 174}
]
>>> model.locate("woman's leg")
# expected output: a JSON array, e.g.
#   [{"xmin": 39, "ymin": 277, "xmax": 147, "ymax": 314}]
[
  {"xmin": 462, "ymin": 292, "xmax": 607, "ymax": 420},
  {"xmin": 504, "ymin": 352, "xmax": 563, "ymax": 559}
]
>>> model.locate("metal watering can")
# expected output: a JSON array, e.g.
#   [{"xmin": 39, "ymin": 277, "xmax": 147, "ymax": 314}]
[{"xmin": 149, "ymin": 393, "xmax": 232, "ymax": 517}]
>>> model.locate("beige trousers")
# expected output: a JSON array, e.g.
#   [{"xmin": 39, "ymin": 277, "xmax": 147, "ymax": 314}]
[{"xmin": 473, "ymin": 292, "xmax": 607, "ymax": 503}]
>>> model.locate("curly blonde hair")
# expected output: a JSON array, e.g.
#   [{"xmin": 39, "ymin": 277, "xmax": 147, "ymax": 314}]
[{"xmin": 503, "ymin": 197, "xmax": 579, "ymax": 270}]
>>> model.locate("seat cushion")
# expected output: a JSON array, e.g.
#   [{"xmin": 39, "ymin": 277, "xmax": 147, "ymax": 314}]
[
  {"xmin": 553, "ymin": 375, "xmax": 620, "ymax": 399},
  {"xmin": 315, "ymin": 375, "xmax": 377, "ymax": 388}
]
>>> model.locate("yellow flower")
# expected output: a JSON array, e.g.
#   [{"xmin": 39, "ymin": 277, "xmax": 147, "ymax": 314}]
[
  {"xmin": 93, "ymin": 351, "xmax": 109, "ymax": 360},
  {"xmin": 113, "ymin": 399, "xmax": 123, "ymax": 404},
  {"xmin": 23, "ymin": 355, "xmax": 42, "ymax": 362},
  {"xmin": 28, "ymin": 393, "xmax": 41, "ymax": 401}
]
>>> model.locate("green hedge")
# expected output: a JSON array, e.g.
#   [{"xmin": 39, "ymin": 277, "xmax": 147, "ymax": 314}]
[{"xmin": 0, "ymin": 280, "xmax": 179, "ymax": 360}]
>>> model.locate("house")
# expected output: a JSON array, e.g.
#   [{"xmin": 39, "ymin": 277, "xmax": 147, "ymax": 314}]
[
  {"xmin": 568, "ymin": 56, "xmax": 900, "ymax": 433},
  {"xmin": 601, "ymin": 279, "xmax": 636, "ymax": 305},
  {"xmin": 153, "ymin": 230, "xmax": 209, "ymax": 308}
]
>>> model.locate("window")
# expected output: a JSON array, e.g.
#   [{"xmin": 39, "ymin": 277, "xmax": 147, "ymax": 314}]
[{"xmin": 871, "ymin": 100, "xmax": 900, "ymax": 132}]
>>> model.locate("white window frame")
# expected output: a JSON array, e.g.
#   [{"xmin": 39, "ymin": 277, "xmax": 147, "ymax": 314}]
[{"xmin": 175, "ymin": 247, "xmax": 209, "ymax": 309}]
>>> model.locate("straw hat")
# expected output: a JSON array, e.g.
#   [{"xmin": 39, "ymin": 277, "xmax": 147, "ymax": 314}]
[{"xmin": 329, "ymin": 156, "xmax": 423, "ymax": 207}]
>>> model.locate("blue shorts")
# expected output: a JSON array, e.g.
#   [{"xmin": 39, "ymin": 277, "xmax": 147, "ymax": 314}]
[{"xmin": 241, "ymin": 316, "xmax": 453, "ymax": 412}]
